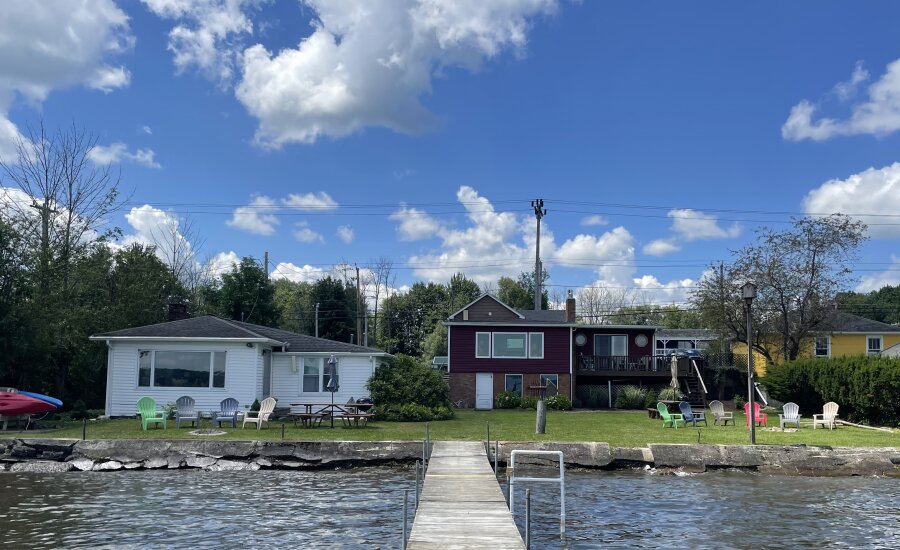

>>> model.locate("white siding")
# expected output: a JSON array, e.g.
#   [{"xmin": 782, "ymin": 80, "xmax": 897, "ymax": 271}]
[
  {"xmin": 105, "ymin": 341, "xmax": 260, "ymax": 417},
  {"xmin": 269, "ymin": 353, "xmax": 377, "ymax": 408}
]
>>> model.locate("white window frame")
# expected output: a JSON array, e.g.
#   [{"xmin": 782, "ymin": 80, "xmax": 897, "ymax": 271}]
[
  {"xmin": 492, "ymin": 332, "xmax": 528, "ymax": 359},
  {"xmin": 300, "ymin": 357, "xmax": 340, "ymax": 394},
  {"xmin": 814, "ymin": 336, "xmax": 830, "ymax": 358},
  {"xmin": 866, "ymin": 335, "xmax": 883, "ymax": 356},
  {"xmin": 137, "ymin": 350, "xmax": 226, "ymax": 389},
  {"xmin": 540, "ymin": 373, "xmax": 558, "ymax": 390},
  {"xmin": 529, "ymin": 332, "xmax": 545, "ymax": 359},
  {"xmin": 594, "ymin": 334, "xmax": 628, "ymax": 356},
  {"xmin": 475, "ymin": 332, "xmax": 491, "ymax": 358},
  {"xmin": 505, "ymin": 374, "xmax": 524, "ymax": 397}
]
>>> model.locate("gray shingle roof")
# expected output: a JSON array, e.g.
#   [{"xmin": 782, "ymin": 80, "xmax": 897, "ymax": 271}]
[
  {"xmin": 93, "ymin": 316, "xmax": 388, "ymax": 354},
  {"xmin": 822, "ymin": 311, "xmax": 900, "ymax": 333},
  {"xmin": 656, "ymin": 329, "xmax": 719, "ymax": 340},
  {"xmin": 518, "ymin": 309, "xmax": 569, "ymax": 323}
]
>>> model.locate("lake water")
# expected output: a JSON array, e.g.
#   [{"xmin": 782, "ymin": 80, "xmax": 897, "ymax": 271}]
[{"xmin": 1, "ymin": 467, "xmax": 898, "ymax": 548}]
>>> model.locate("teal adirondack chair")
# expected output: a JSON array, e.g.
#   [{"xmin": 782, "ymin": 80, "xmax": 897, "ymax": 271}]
[
  {"xmin": 137, "ymin": 396, "xmax": 167, "ymax": 430},
  {"xmin": 657, "ymin": 402, "xmax": 685, "ymax": 428}
]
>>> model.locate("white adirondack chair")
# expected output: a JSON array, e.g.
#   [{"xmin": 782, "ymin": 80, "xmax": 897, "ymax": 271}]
[
  {"xmin": 812, "ymin": 401, "xmax": 839, "ymax": 430},
  {"xmin": 779, "ymin": 402, "xmax": 801, "ymax": 429},
  {"xmin": 708, "ymin": 400, "xmax": 733, "ymax": 426},
  {"xmin": 242, "ymin": 397, "xmax": 277, "ymax": 430}
]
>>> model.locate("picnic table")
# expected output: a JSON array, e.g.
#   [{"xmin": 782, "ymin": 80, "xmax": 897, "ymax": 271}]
[{"xmin": 289, "ymin": 402, "xmax": 374, "ymax": 428}]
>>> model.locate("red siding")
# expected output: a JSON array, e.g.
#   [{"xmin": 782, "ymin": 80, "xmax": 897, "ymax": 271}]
[
  {"xmin": 573, "ymin": 327, "xmax": 655, "ymax": 357},
  {"xmin": 449, "ymin": 325, "xmax": 570, "ymax": 374}
]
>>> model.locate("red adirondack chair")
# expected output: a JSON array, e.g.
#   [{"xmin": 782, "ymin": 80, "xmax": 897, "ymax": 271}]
[{"xmin": 744, "ymin": 402, "xmax": 767, "ymax": 427}]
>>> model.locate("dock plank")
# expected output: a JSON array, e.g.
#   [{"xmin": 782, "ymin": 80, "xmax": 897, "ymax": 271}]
[{"xmin": 407, "ymin": 441, "xmax": 524, "ymax": 549}]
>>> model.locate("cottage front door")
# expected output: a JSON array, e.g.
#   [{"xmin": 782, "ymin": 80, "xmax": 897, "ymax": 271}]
[{"xmin": 475, "ymin": 373, "xmax": 493, "ymax": 410}]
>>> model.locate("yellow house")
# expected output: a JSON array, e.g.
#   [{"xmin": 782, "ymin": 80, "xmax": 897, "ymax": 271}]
[{"xmin": 808, "ymin": 311, "xmax": 900, "ymax": 359}]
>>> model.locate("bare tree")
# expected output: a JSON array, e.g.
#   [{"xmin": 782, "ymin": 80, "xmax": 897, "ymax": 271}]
[
  {"xmin": 148, "ymin": 213, "xmax": 207, "ymax": 292},
  {"xmin": 577, "ymin": 286, "xmax": 632, "ymax": 324},
  {"xmin": 369, "ymin": 257, "xmax": 393, "ymax": 348}
]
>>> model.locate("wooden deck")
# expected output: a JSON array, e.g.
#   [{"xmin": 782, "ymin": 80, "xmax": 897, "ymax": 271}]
[{"xmin": 407, "ymin": 441, "xmax": 525, "ymax": 549}]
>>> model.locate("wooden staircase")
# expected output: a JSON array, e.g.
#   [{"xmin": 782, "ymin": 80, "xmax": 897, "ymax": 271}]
[{"xmin": 681, "ymin": 375, "xmax": 707, "ymax": 408}]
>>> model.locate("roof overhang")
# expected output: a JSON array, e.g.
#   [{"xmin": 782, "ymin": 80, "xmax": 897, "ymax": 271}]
[
  {"xmin": 445, "ymin": 322, "xmax": 572, "ymax": 328},
  {"xmin": 89, "ymin": 336, "xmax": 283, "ymax": 345},
  {"xmin": 446, "ymin": 293, "xmax": 525, "ymax": 321},
  {"xmin": 275, "ymin": 350, "xmax": 394, "ymax": 357},
  {"xmin": 574, "ymin": 325, "xmax": 661, "ymax": 330}
]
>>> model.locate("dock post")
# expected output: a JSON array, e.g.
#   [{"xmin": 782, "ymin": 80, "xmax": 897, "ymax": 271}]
[
  {"xmin": 525, "ymin": 488, "xmax": 531, "ymax": 549},
  {"xmin": 402, "ymin": 488, "xmax": 409, "ymax": 550},
  {"xmin": 415, "ymin": 460, "xmax": 421, "ymax": 507}
]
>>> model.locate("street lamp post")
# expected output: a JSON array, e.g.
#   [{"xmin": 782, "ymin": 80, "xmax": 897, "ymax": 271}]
[{"xmin": 742, "ymin": 282, "xmax": 757, "ymax": 444}]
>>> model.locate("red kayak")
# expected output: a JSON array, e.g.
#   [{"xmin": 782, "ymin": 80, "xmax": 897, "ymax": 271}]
[{"xmin": 0, "ymin": 388, "xmax": 59, "ymax": 416}]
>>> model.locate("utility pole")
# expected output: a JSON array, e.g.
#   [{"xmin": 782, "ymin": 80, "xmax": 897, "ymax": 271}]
[
  {"xmin": 315, "ymin": 302, "xmax": 320, "ymax": 338},
  {"xmin": 264, "ymin": 251, "xmax": 269, "ymax": 281},
  {"xmin": 356, "ymin": 265, "xmax": 362, "ymax": 342},
  {"xmin": 531, "ymin": 199, "xmax": 547, "ymax": 311}
]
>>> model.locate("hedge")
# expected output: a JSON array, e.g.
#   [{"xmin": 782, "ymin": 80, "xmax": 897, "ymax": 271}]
[
  {"xmin": 366, "ymin": 355, "xmax": 454, "ymax": 421},
  {"xmin": 762, "ymin": 356, "xmax": 900, "ymax": 426}
]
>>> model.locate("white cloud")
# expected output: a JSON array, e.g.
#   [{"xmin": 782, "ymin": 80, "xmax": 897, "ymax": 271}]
[
  {"xmin": 856, "ymin": 255, "xmax": 900, "ymax": 292},
  {"xmin": 554, "ymin": 228, "xmax": 636, "ymax": 286},
  {"xmin": 206, "ymin": 250, "xmax": 241, "ymax": 278},
  {"xmin": 270, "ymin": 261, "xmax": 327, "ymax": 283},
  {"xmin": 226, "ymin": 195, "xmax": 279, "ymax": 235},
  {"xmin": 643, "ymin": 239, "xmax": 681, "ymax": 257},
  {"xmin": 631, "ymin": 274, "xmax": 697, "ymax": 305},
  {"xmin": 283, "ymin": 191, "xmax": 338, "ymax": 210},
  {"xmin": 803, "ymin": 162, "xmax": 900, "ymax": 239},
  {"xmin": 234, "ymin": 0, "xmax": 557, "ymax": 147},
  {"xmin": 0, "ymin": 0, "xmax": 133, "ymax": 157},
  {"xmin": 88, "ymin": 143, "xmax": 161, "ymax": 168},
  {"xmin": 293, "ymin": 221, "xmax": 324, "ymax": 243},
  {"xmin": 580, "ymin": 214, "xmax": 608, "ymax": 226},
  {"xmin": 141, "ymin": 0, "xmax": 260, "ymax": 85},
  {"xmin": 389, "ymin": 206, "xmax": 443, "ymax": 241},
  {"xmin": 120, "ymin": 205, "xmax": 190, "ymax": 264},
  {"xmin": 142, "ymin": 125, "xmax": 153, "ymax": 135},
  {"xmin": 783, "ymin": 59, "xmax": 900, "ymax": 141},
  {"xmin": 668, "ymin": 209, "xmax": 741, "ymax": 240},
  {"xmin": 336, "ymin": 224, "xmax": 354, "ymax": 243}
]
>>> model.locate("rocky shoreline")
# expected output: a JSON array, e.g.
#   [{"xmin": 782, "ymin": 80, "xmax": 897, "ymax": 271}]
[{"xmin": 1, "ymin": 438, "xmax": 898, "ymax": 476}]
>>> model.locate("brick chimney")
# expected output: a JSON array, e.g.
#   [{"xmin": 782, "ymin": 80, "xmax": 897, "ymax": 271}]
[
  {"xmin": 167, "ymin": 298, "xmax": 188, "ymax": 322},
  {"xmin": 565, "ymin": 290, "xmax": 576, "ymax": 323}
]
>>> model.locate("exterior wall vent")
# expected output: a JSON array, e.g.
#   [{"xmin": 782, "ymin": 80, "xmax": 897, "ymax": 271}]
[{"xmin": 463, "ymin": 310, "xmax": 469, "ymax": 321}]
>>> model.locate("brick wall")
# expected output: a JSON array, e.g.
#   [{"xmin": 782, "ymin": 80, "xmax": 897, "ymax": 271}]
[{"xmin": 450, "ymin": 372, "xmax": 571, "ymax": 408}]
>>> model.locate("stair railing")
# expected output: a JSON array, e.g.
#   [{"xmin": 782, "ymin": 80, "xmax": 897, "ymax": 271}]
[{"xmin": 689, "ymin": 359, "xmax": 708, "ymax": 395}]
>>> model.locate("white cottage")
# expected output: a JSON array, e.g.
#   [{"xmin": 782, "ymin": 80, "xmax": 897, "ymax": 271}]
[{"xmin": 90, "ymin": 316, "xmax": 392, "ymax": 417}]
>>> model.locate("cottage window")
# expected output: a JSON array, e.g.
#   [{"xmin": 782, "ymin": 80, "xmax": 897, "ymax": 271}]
[
  {"xmin": 137, "ymin": 350, "xmax": 226, "ymax": 388},
  {"xmin": 594, "ymin": 335, "xmax": 627, "ymax": 356},
  {"xmin": 505, "ymin": 374, "xmax": 523, "ymax": 397},
  {"xmin": 475, "ymin": 332, "xmax": 491, "ymax": 358},
  {"xmin": 867, "ymin": 336, "xmax": 883, "ymax": 356},
  {"xmin": 529, "ymin": 333, "xmax": 544, "ymax": 359},
  {"xmin": 814, "ymin": 336, "xmax": 830, "ymax": 357},
  {"xmin": 493, "ymin": 333, "xmax": 528, "ymax": 358},
  {"xmin": 301, "ymin": 357, "xmax": 338, "ymax": 393},
  {"xmin": 540, "ymin": 374, "xmax": 558, "ymax": 392}
]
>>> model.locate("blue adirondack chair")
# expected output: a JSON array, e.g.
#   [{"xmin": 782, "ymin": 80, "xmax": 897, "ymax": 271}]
[
  {"xmin": 174, "ymin": 395, "xmax": 199, "ymax": 428},
  {"xmin": 679, "ymin": 401, "xmax": 708, "ymax": 427},
  {"xmin": 212, "ymin": 398, "xmax": 240, "ymax": 428}
]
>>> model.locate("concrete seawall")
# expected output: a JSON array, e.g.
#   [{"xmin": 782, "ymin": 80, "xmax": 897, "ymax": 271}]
[{"xmin": 1, "ymin": 439, "xmax": 898, "ymax": 476}]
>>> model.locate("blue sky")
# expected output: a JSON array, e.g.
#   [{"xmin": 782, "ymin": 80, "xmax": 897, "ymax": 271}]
[{"xmin": 2, "ymin": 0, "xmax": 899, "ymax": 304}]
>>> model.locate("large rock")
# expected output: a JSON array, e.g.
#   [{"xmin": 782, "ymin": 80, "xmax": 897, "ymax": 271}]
[
  {"xmin": 73, "ymin": 439, "xmax": 172, "ymax": 463},
  {"xmin": 497, "ymin": 442, "xmax": 613, "ymax": 468}
]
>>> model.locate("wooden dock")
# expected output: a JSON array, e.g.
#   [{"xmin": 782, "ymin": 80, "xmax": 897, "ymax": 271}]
[{"xmin": 407, "ymin": 440, "xmax": 525, "ymax": 549}]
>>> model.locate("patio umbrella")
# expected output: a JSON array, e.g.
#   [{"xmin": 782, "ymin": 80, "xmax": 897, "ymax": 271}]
[
  {"xmin": 325, "ymin": 354, "xmax": 339, "ymax": 428},
  {"xmin": 669, "ymin": 354, "xmax": 679, "ymax": 393}
]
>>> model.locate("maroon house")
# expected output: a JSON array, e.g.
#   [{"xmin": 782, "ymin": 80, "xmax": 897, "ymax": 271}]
[
  {"xmin": 445, "ymin": 294, "xmax": 573, "ymax": 409},
  {"xmin": 446, "ymin": 294, "xmax": 703, "ymax": 409}
]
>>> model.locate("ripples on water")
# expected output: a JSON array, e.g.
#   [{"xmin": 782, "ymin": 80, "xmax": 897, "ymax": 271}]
[{"xmin": 1, "ymin": 467, "xmax": 898, "ymax": 549}]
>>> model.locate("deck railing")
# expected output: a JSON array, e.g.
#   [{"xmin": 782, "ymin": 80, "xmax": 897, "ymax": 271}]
[{"xmin": 577, "ymin": 354, "xmax": 691, "ymax": 374}]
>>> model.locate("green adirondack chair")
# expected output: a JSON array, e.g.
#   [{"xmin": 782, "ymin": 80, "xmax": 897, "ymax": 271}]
[
  {"xmin": 137, "ymin": 396, "xmax": 167, "ymax": 430},
  {"xmin": 657, "ymin": 402, "xmax": 685, "ymax": 428}
]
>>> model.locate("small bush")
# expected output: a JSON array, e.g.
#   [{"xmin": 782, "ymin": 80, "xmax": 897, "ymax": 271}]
[
  {"xmin": 546, "ymin": 394, "xmax": 572, "ymax": 410},
  {"xmin": 733, "ymin": 394, "xmax": 745, "ymax": 410},
  {"xmin": 495, "ymin": 391, "xmax": 521, "ymax": 409},
  {"xmin": 643, "ymin": 389, "xmax": 658, "ymax": 409},
  {"xmin": 70, "ymin": 399, "xmax": 90, "ymax": 420},
  {"xmin": 432, "ymin": 405, "xmax": 454, "ymax": 420},
  {"xmin": 399, "ymin": 403, "xmax": 434, "ymax": 422},
  {"xmin": 519, "ymin": 395, "xmax": 538, "ymax": 410},
  {"xmin": 657, "ymin": 387, "xmax": 683, "ymax": 401},
  {"xmin": 614, "ymin": 385, "xmax": 646, "ymax": 409}
]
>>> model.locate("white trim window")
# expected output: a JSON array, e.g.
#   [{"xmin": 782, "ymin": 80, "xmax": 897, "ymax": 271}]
[
  {"xmin": 138, "ymin": 350, "xmax": 226, "ymax": 388},
  {"xmin": 529, "ymin": 333, "xmax": 545, "ymax": 359},
  {"xmin": 493, "ymin": 333, "xmax": 528, "ymax": 358},
  {"xmin": 814, "ymin": 336, "xmax": 830, "ymax": 358},
  {"xmin": 594, "ymin": 334, "xmax": 627, "ymax": 356},
  {"xmin": 475, "ymin": 332, "xmax": 491, "ymax": 358},
  {"xmin": 540, "ymin": 374, "xmax": 558, "ymax": 392},
  {"xmin": 301, "ymin": 357, "xmax": 339, "ymax": 393},
  {"xmin": 867, "ymin": 336, "xmax": 883, "ymax": 356},
  {"xmin": 505, "ymin": 374, "xmax": 523, "ymax": 397}
]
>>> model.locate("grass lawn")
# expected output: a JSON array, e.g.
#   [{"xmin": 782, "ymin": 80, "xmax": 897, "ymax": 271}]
[{"xmin": 3, "ymin": 410, "xmax": 897, "ymax": 448}]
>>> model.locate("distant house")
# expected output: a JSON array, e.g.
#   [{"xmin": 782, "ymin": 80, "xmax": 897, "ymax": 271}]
[
  {"xmin": 445, "ymin": 293, "xmax": 699, "ymax": 409},
  {"xmin": 655, "ymin": 329, "xmax": 719, "ymax": 352},
  {"xmin": 808, "ymin": 311, "xmax": 900, "ymax": 359},
  {"xmin": 90, "ymin": 315, "xmax": 391, "ymax": 417},
  {"xmin": 883, "ymin": 343, "xmax": 900, "ymax": 358}
]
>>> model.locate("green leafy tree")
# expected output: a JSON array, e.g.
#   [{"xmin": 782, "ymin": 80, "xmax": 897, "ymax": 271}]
[
  {"xmin": 497, "ymin": 270, "xmax": 549, "ymax": 310},
  {"xmin": 836, "ymin": 285, "xmax": 900, "ymax": 325},
  {"xmin": 217, "ymin": 257, "xmax": 278, "ymax": 325},
  {"xmin": 692, "ymin": 215, "xmax": 867, "ymax": 362},
  {"xmin": 381, "ymin": 282, "xmax": 448, "ymax": 355},
  {"xmin": 367, "ymin": 355, "xmax": 450, "ymax": 410},
  {"xmin": 308, "ymin": 276, "xmax": 357, "ymax": 342}
]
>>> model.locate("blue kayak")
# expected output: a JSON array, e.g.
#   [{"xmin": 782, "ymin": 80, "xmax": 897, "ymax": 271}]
[{"xmin": 17, "ymin": 390, "xmax": 63, "ymax": 409}]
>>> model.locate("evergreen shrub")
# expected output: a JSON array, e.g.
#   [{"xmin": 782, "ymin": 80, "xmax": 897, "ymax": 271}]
[
  {"xmin": 546, "ymin": 394, "xmax": 572, "ymax": 410},
  {"xmin": 518, "ymin": 395, "xmax": 538, "ymax": 410},
  {"xmin": 495, "ymin": 391, "xmax": 521, "ymax": 409},
  {"xmin": 367, "ymin": 355, "xmax": 454, "ymax": 421}
]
